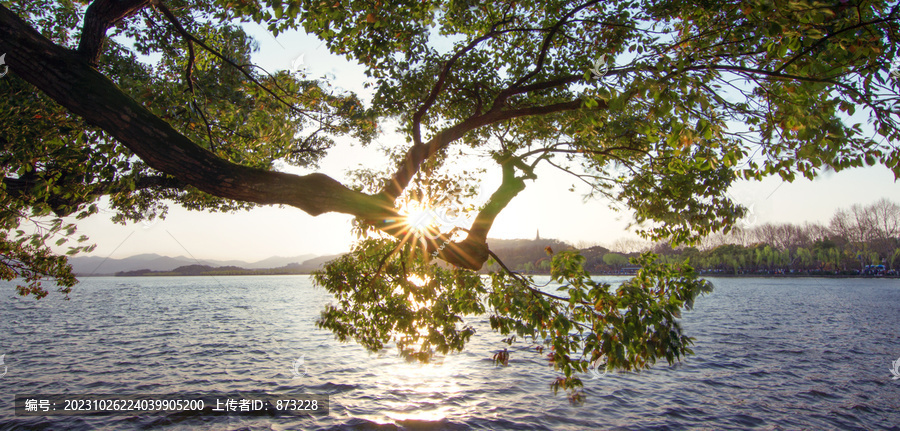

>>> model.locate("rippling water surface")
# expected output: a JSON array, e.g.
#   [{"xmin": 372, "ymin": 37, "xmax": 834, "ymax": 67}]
[{"xmin": 0, "ymin": 275, "xmax": 898, "ymax": 430}]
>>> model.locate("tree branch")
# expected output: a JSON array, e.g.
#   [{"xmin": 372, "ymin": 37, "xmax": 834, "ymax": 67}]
[
  {"xmin": 507, "ymin": 0, "xmax": 602, "ymax": 90},
  {"xmin": 485, "ymin": 249, "xmax": 572, "ymax": 303},
  {"xmin": 379, "ymin": 99, "xmax": 588, "ymax": 201},
  {"xmin": 148, "ymin": 3, "xmax": 326, "ymax": 127},
  {"xmin": 153, "ymin": 2, "xmax": 221, "ymax": 151},
  {"xmin": 379, "ymin": 3, "xmax": 610, "ymax": 203},
  {"xmin": 411, "ymin": 17, "xmax": 514, "ymax": 146},
  {"xmin": 420, "ymin": 154, "xmax": 533, "ymax": 269},
  {"xmin": 773, "ymin": 15, "xmax": 897, "ymax": 74},
  {"xmin": 466, "ymin": 156, "xmax": 528, "ymax": 242},
  {"xmin": 1, "ymin": 6, "xmax": 390, "ymax": 218},
  {"xmin": 77, "ymin": 0, "xmax": 152, "ymax": 67}
]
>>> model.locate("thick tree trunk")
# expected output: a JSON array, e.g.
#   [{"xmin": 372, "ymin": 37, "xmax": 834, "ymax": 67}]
[
  {"xmin": 0, "ymin": 6, "xmax": 389, "ymax": 218},
  {"xmin": 0, "ymin": 5, "xmax": 498, "ymax": 270}
]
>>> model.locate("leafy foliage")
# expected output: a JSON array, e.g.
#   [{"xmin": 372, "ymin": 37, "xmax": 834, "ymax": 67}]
[
  {"xmin": 489, "ymin": 250, "xmax": 711, "ymax": 398},
  {"xmin": 315, "ymin": 237, "xmax": 712, "ymax": 399},
  {"xmin": 314, "ymin": 238, "xmax": 486, "ymax": 362},
  {"xmin": 1, "ymin": 0, "xmax": 898, "ymax": 398}
]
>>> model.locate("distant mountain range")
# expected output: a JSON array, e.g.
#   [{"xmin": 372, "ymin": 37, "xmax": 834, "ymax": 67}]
[
  {"xmin": 69, "ymin": 253, "xmax": 327, "ymax": 275},
  {"xmin": 70, "ymin": 237, "xmax": 587, "ymax": 276}
]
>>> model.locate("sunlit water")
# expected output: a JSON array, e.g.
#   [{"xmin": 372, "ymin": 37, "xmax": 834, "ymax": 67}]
[{"xmin": 0, "ymin": 275, "xmax": 898, "ymax": 430}]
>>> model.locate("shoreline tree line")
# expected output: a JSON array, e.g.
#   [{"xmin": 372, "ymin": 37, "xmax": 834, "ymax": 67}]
[{"xmin": 496, "ymin": 198, "xmax": 900, "ymax": 276}]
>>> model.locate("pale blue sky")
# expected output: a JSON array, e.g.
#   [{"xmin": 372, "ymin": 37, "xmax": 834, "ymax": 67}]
[{"xmin": 65, "ymin": 25, "xmax": 900, "ymax": 262}]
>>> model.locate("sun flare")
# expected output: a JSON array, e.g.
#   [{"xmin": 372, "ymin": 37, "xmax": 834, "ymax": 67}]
[
  {"xmin": 400, "ymin": 201, "xmax": 438, "ymax": 236},
  {"xmin": 406, "ymin": 274, "xmax": 429, "ymax": 287}
]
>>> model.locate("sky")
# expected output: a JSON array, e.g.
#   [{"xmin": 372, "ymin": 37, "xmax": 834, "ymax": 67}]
[{"xmin": 63, "ymin": 24, "xmax": 900, "ymax": 263}]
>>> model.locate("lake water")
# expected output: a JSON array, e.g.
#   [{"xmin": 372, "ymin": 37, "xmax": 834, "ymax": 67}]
[{"xmin": 0, "ymin": 275, "xmax": 898, "ymax": 430}]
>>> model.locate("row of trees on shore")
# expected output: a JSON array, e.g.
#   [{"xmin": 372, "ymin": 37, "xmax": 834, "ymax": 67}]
[{"xmin": 499, "ymin": 198, "xmax": 900, "ymax": 275}]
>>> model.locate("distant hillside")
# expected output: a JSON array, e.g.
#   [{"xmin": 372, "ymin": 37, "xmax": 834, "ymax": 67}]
[
  {"xmin": 245, "ymin": 254, "xmax": 317, "ymax": 269},
  {"xmin": 480, "ymin": 239, "xmax": 621, "ymax": 273},
  {"xmin": 71, "ymin": 254, "xmax": 200, "ymax": 275},
  {"xmin": 117, "ymin": 264, "xmax": 301, "ymax": 277},
  {"xmin": 285, "ymin": 254, "xmax": 344, "ymax": 273},
  {"xmin": 114, "ymin": 254, "xmax": 345, "ymax": 277},
  {"xmin": 484, "ymin": 237, "xmax": 574, "ymax": 273},
  {"xmin": 71, "ymin": 253, "xmax": 318, "ymax": 276}
]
